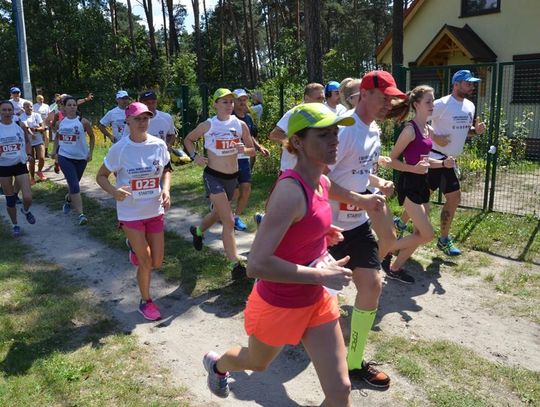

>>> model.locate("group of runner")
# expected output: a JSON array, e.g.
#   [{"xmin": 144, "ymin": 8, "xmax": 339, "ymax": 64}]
[{"xmin": 1, "ymin": 70, "xmax": 485, "ymax": 404}]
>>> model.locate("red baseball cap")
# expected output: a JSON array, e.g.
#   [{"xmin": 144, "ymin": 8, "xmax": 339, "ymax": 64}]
[{"xmin": 360, "ymin": 70, "xmax": 406, "ymax": 99}]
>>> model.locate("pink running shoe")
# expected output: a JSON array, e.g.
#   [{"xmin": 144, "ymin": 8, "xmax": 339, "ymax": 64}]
[
  {"xmin": 126, "ymin": 238, "xmax": 139, "ymax": 266},
  {"xmin": 138, "ymin": 299, "xmax": 161, "ymax": 321}
]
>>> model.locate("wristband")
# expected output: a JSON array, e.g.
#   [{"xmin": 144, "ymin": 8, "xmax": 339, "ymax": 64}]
[{"xmin": 189, "ymin": 151, "xmax": 198, "ymax": 160}]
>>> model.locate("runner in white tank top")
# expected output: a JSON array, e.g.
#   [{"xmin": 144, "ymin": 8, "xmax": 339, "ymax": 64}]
[{"xmin": 184, "ymin": 88, "xmax": 256, "ymax": 280}]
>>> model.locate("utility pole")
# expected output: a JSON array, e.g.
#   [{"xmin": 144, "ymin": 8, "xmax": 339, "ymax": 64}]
[{"xmin": 12, "ymin": 0, "xmax": 32, "ymax": 100}]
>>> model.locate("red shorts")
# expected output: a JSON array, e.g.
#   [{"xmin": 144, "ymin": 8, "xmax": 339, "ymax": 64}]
[
  {"xmin": 119, "ymin": 214, "xmax": 164, "ymax": 234},
  {"xmin": 244, "ymin": 284, "xmax": 340, "ymax": 347}
]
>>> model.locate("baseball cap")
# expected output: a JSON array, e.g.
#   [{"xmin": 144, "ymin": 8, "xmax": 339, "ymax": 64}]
[
  {"xmin": 360, "ymin": 70, "xmax": 406, "ymax": 99},
  {"xmin": 212, "ymin": 88, "xmax": 235, "ymax": 103},
  {"xmin": 452, "ymin": 70, "xmax": 481, "ymax": 84},
  {"xmin": 116, "ymin": 90, "xmax": 129, "ymax": 99},
  {"xmin": 10, "ymin": 87, "xmax": 21, "ymax": 94},
  {"xmin": 139, "ymin": 90, "xmax": 157, "ymax": 101},
  {"xmin": 287, "ymin": 103, "xmax": 355, "ymax": 137},
  {"xmin": 233, "ymin": 88, "xmax": 249, "ymax": 98},
  {"xmin": 325, "ymin": 81, "xmax": 340, "ymax": 93},
  {"xmin": 125, "ymin": 102, "xmax": 154, "ymax": 118}
]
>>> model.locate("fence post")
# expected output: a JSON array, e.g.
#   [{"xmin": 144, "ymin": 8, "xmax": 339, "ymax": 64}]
[
  {"xmin": 200, "ymin": 83, "xmax": 209, "ymax": 121},
  {"xmin": 482, "ymin": 64, "xmax": 498, "ymax": 211},
  {"xmin": 392, "ymin": 64, "xmax": 407, "ymax": 184},
  {"xmin": 180, "ymin": 85, "xmax": 189, "ymax": 139},
  {"xmin": 489, "ymin": 63, "xmax": 505, "ymax": 212},
  {"xmin": 279, "ymin": 82, "xmax": 284, "ymax": 118}
]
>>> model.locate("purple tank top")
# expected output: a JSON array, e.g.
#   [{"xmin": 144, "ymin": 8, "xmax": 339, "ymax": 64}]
[
  {"xmin": 256, "ymin": 169, "xmax": 332, "ymax": 308},
  {"xmin": 402, "ymin": 120, "xmax": 433, "ymax": 165}
]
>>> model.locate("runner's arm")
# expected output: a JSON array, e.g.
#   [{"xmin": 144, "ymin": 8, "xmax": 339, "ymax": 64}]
[
  {"xmin": 327, "ymin": 178, "xmax": 385, "ymax": 212},
  {"xmin": 184, "ymin": 121, "xmax": 210, "ymax": 163},
  {"xmin": 82, "ymin": 118, "xmax": 95, "ymax": 161},
  {"xmin": 268, "ymin": 126, "xmax": 287, "ymax": 144},
  {"xmin": 97, "ymin": 123, "xmax": 114, "ymax": 143},
  {"xmin": 240, "ymin": 121, "xmax": 256, "ymax": 157}
]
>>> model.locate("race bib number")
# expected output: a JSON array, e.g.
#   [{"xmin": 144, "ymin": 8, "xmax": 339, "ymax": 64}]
[
  {"xmin": 337, "ymin": 202, "xmax": 363, "ymax": 222},
  {"xmin": 130, "ymin": 177, "xmax": 160, "ymax": 200},
  {"xmin": 215, "ymin": 137, "xmax": 239, "ymax": 156},
  {"xmin": 58, "ymin": 134, "xmax": 77, "ymax": 143},
  {"xmin": 1, "ymin": 143, "xmax": 22, "ymax": 155},
  {"xmin": 308, "ymin": 252, "xmax": 340, "ymax": 296}
]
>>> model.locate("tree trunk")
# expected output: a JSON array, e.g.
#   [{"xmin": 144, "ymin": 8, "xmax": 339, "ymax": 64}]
[
  {"xmin": 109, "ymin": 0, "xmax": 117, "ymax": 53},
  {"xmin": 166, "ymin": 0, "xmax": 179, "ymax": 55},
  {"xmin": 219, "ymin": 0, "xmax": 225, "ymax": 80},
  {"xmin": 248, "ymin": 0, "xmax": 258, "ymax": 83},
  {"xmin": 126, "ymin": 0, "xmax": 137, "ymax": 55},
  {"xmin": 227, "ymin": 0, "xmax": 247, "ymax": 82},
  {"xmin": 392, "ymin": 0, "xmax": 404, "ymax": 67},
  {"xmin": 161, "ymin": 0, "xmax": 169, "ymax": 61},
  {"xmin": 142, "ymin": 0, "xmax": 159, "ymax": 63},
  {"xmin": 304, "ymin": 0, "xmax": 323, "ymax": 83},
  {"xmin": 241, "ymin": 0, "xmax": 254, "ymax": 84},
  {"xmin": 191, "ymin": 0, "xmax": 205, "ymax": 84}
]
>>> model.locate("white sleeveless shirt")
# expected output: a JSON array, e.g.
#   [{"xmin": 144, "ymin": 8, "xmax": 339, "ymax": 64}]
[
  {"xmin": 204, "ymin": 116, "xmax": 243, "ymax": 157},
  {"xmin": 57, "ymin": 117, "xmax": 88, "ymax": 160}
]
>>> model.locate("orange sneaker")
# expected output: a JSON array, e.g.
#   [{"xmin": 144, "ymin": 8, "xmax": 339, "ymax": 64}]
[{"xmin": 37, "ymin": 171, "xmax": 47, "ymax": 181}]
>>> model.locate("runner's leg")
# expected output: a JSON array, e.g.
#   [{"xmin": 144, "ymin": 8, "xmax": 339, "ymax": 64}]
[
  {"xmin": 440, "ymin": 190, "xmax": 460, "ymax": 238},
  {"xmin": 0, "ymin": 177, "xmax": 17, "ymax": 224},
  {"xmin": 216, "ymin": 335, "xmax": 283, "ymax": 373},
  {"xmin": 209, "ymin": 191, "xmax": 239, "ymax": 262},
  {"xmin": 123, "ymin": 226, "xmax": 153, "ymax": 301}
]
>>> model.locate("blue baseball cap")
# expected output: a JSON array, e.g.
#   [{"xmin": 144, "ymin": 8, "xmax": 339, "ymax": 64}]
[
  {"xmin": 325, "ymin": 81, "xmax": 340, "ymax": 93},
  {"xmin": 10, "ymin": 87, "xmax": 21, "ymax": 93},
  {"xmin": 452, "ymin": 70, "xmax": 480, "ymax": 84}
]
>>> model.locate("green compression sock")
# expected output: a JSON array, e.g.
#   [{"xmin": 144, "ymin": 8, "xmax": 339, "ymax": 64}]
[
  {"xmin": 196, "ymin": 226, "xmax": 203, "ymax": 237},
  {"xmin": 347, "ymin": 307, "xmax": 376, "ymax": 370}
]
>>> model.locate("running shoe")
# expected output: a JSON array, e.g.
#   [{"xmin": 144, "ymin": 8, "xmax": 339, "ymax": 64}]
[
  {"xmin": 385, "ymin": 268, "xmax": 415, "ymax": 284},
  {"xmin": 20, "ymin": 208, "xmax": 36, "ymax": 225},
  {"xmin": 437, "ymin": 237, "xmax": 462, "ymax": 256},
  {"xmin": 231, "ymin": 261, "xmax": 247, "ymax": 280},
  {"xmin": 253, "ymin": 212, "xmax": 264, "ymax": 227},
  {"xmin": 381, "ymin": 254, "xmax": 392, "ymax": 273},
  {"xmin": 54, "ymin": 162, "xmax": 60, "ymax": 174},
  {"xmin": 234, "ymin": 216, "xmax": 247, "ymax": 231},
  {"xmin": 138, "ymin": 299, "xmax": 161, "ymax": 321},
  {"xmin": 37, "ymin": 171, "xmax": 47, "ymax": 181},
  {"xmin": 393, "ymin": 216, "xmax": 407, "ymax": 239},
  {"xmin": 126, "ymin": 238, "xmax": 139, "ymax": 266},
  {"xmin": 63, "ymin": 195, "xmax": 71, "ymax": 214},
  {"xmin": 30, "ymin": 178, "xmax": 36, "ymax": 186},
  {"xmin": 349, "ymin": 361, "xmax": 390, "ymax": 388},
  {"xmin": 190, "ymin": 225, "xmax": 203, "ymax": 251},
  {"xmin": 12, "ymin": 225, "xmax": 21, "ymax": 238},
  {"xmin": 203, "ymin": 351, "xmax": 230, "ymax": 398},
  {"xmin": 78, "ymin": 214, "xmax": 88, "ymax": 226},
  {"xmin": 15, "ymin": 196, "xmax": 22, "ymax": 205}
]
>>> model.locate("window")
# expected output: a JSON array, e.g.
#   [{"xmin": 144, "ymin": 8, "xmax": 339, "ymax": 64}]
[
  {"xmin": 460, "ymin": 0, "xmax": 501, "ymax": 18},
  {"xmin": 512, "ymin": 55, "xmax": 540, "ymax": 104}
]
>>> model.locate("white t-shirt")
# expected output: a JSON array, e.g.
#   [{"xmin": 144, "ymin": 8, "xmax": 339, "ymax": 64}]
[
  {"xmin": 325, "ymin": 102, "xmax": 348, "ymax": 116},
  {"xmin": 430, "ymin": 94, "xmax": 475, "ymax": 158},
  {"xmin": 0, "ymin": 122, "xmax": 27, "ymax": 167},
  {"xmin": 204, "ymin": 116, "xmax": 243, "ymax": 157},
  {"xmin": 100, "ymin": 106, "xmax": 127, "ymax": 142},
  {"xmin": 57, "ymin": 117, "xmax": 89, "ymax": 160},
  {"xmin": 9, "ymin": 98, "xmax": 30, "ymax": 115},
  {"xmin": 122, "ymin": 110, "xmax": 176, "ymax": 142},
  {"xmin": 252, "ymin": 104, "xmax": 263, "ymax": 121},
  {"xmin": 276, "ymin": 108, "xmax": 297, "ymax": 171},
  {"xmin": 33, "ymin": 103, "xmax": 51, "ymax": 124},
  {"xmin": 20, "ymin": 112, "xmax": 44, "ymax": 146},
  {"xmin": 104, "ymin": 135, "xmax": 170, "ymax": 221},
  {"xmin": 327, "ymin": 112, "xmax": 381, "ymax": 230}
]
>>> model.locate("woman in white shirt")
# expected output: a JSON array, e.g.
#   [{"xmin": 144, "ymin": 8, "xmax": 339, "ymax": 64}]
[{"xmin": 96, "ymin": 102, "xmax": 172, "ymax": 321}]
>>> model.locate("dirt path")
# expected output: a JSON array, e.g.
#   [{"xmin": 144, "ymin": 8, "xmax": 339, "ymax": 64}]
[{"xmin": 2, "ymin": 170, "xmax": 538, "ymax": 406}]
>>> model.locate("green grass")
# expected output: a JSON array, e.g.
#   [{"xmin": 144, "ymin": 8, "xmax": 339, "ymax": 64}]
[
  {"xmin": 0, "ymin": 221, "xmax": 188, "ymax": 407},
  {"xmin": 371, "ymin": 333, "xmax": 540, "ymax": 406},
  {"xmin": 31, "ymin": 180, "xmax": 253, "ymax": 300}
]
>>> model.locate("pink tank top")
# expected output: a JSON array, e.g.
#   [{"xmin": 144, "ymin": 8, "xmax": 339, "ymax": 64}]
[
  {"xmin": 256, "ymin": 169, "xmax": 332, "ymax": 308},
  {"xmin": 402, "ymin": 120, "xmax": 432, "ymax": 165}
]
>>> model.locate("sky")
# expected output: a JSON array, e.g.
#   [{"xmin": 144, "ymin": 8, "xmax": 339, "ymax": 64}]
[{"xmin": 123, "ymin": 0, "xmax": 219, "ymax": 34}]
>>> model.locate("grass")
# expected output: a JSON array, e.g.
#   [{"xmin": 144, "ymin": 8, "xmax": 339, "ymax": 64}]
[
  {"xmin": 370, "ymin": 333, "xmax": 540, "ymax": 406},
  {"xmin": 0, "ymin": 221, "xmax": 188, "ymax": 406},
  {"xmin": 30, "ymin": 180, "xmax": 253, "ymax": 301}
]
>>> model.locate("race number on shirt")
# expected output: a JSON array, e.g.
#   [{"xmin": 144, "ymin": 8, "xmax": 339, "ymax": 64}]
[
  {"xmin": 58, "ymin": 134, "xmax": 77, "ymax": 143},
  {"xmin": 308, "ymin": 252, "xmax": 340, "ymax": 296},
  {"xmin": 337, "ymin": 202, "xmax": 362, "ymax": 222},
  {"xmin": 0, "ymin": 143, "xmax": 22, "ymax": 156},
  {"xmin": 215, "ymin": 137, "xmax": 239, "ymax": 156},
  {"xmin": 130, "ymin": 177, "xmax": 160, "ymax": 200}
]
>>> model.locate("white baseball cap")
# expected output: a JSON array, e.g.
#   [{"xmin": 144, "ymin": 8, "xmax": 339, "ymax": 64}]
[
  {"xmin": 116, "ymin": 90, "xmax": 129, "ymax": 99},
  {"xmin": 233, "ymin": 88, "xmax": 248, "ymax": 98}
]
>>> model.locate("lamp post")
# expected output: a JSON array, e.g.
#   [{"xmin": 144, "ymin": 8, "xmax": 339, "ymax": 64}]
[{"xmin": 12, "ymin": 0, "xmax": 32, "ymax": 100}]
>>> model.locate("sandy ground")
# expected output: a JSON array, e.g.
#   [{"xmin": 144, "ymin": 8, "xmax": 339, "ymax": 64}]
[{"xmin": 1, "ymin": 169, "xmax": 539, "ymax": 406}]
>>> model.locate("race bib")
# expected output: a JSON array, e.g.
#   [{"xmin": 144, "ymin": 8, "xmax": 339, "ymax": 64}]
[
  {"xmin": 0, "ymin": 143, "xmax": 22, "ymax": 156},
  {"xmin": 337, "ymin": 202, "xmax": 363, "ymax": 222},
  {"xmin": 215, "ymin": 137, "xmax": 239, "ymax": 156},
  {"xmin": 58, "ymin": 134, "xmax": 77, "ymax": 143},
  {"xmin": 130, "ymin": 177, "xmax": 160, "ymax": 200},
  {"xmin": 308, "ymin": 252, "xmax": 340, "ymax": 296}
]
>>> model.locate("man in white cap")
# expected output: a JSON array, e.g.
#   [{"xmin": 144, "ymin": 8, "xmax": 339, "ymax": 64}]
[
  {"xmin": 98, "ymin": 90, "xmax": 131, "ymax": 143},
  {"xmin": 9, "ymin": 87, "xmax": 31, "ymax": 117}
]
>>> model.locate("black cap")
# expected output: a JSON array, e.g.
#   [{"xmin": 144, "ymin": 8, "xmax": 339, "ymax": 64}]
[{"xmin": 139, "ymin": 90, "xmax": 157, "ymax": 101}]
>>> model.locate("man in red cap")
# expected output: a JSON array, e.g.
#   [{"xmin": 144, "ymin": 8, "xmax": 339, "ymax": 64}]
[{"xmin": 326, "ymin": 70, "xmax": 410, "ymax": 388}]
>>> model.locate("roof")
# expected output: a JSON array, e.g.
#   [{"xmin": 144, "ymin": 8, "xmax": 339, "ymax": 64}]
[{"xmin": 415, "ymin": 24, "xmax": 497, "ymax": 64}]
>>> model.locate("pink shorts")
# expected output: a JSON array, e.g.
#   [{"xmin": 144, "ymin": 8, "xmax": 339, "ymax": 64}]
[{"xmin": 119, "ymin": 214, "xmax": 164, "ymax": 234}]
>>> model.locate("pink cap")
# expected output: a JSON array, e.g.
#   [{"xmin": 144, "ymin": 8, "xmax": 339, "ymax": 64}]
[{"xmin": 125, "ymin": 102, "xmax": 154, "ymax": 118}]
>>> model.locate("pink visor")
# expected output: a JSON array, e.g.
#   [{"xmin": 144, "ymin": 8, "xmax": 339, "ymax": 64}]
[{"xmin": 125, "ymin": 102, "xmax": 154, "ymax": 118}]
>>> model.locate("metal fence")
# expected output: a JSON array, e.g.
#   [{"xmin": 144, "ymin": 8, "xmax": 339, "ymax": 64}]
[{"xmin": 396, "ymin": 61, "xmax": 540, "ymax": 217}]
